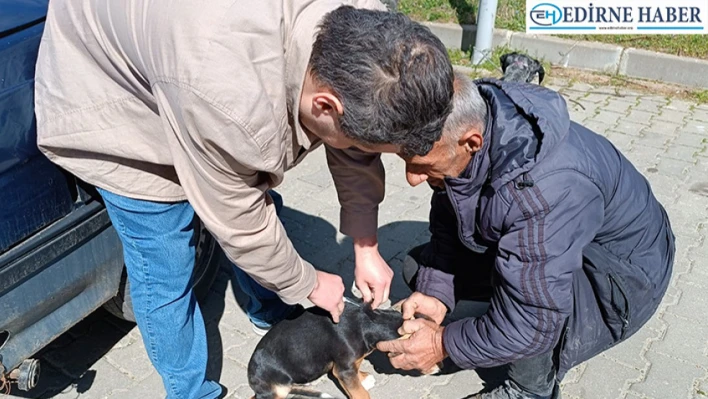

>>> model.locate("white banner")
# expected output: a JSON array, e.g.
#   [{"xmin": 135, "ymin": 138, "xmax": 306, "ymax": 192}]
[{"xmin": 525, "ymin": 0, "xmax": 708, "ymax": 34}]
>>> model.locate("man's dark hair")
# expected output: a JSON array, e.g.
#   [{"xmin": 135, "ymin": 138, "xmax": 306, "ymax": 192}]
[{"xmin": 309, "ymin": 6, "xmax": 454, "ymax": 157}]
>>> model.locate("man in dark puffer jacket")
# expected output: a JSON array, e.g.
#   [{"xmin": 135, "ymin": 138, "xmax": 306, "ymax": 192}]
[{"xmin": 377, "ymin": 73, "xmax": 675, "ymax": 398}]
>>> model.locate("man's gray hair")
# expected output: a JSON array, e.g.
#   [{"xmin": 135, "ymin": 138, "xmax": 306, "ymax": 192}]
[{"xmin": 442, "ymin": 71, "xmax": 488, "ymax": 143}]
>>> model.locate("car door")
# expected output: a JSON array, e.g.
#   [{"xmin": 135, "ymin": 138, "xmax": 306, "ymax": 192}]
[{"xmin": 0, "ymin": 0, "xmax": 76, "ymax": 254}]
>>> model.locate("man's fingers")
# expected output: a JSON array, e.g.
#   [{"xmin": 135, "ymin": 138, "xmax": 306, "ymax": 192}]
[
  {"xmin": 371, "ymin": 287, "xmax": 383, "ymax": 309},
  {"xmin": 378, "ymin": 339, "xmax": 416, "ymax": 371},
  {"xmin": 388, "ymin": 353, "xmax": 410, "ymax": 370},
  {"xmin": 331, "ymin": 300, "xmax": 344, "ymax": 324},
  {"xmin": 401, "ymin": 299, "xmax": 418, "ymax": 320},
  {"xmin": 357, "ymin": 280, "xmax": 373, "ymax": 304},
  {"xmin": 398, "ymin": 319, "xmax": 426, "ymax": 335},
  {"xmin": 389, "ymin": 353, "xmax": 419, "ymax": 371},
  {"xmin": 376, "ymin": 339, "xmax": 406, "ymax": 354}
]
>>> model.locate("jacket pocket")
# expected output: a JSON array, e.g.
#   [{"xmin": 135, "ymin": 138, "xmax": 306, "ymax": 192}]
[{"xmin": 608, "ymin": 274, "xmax": 631, "ymax": 341}]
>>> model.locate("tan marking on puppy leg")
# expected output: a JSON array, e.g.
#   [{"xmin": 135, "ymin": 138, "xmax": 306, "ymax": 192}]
[
  {"xmin": 273, "ymin": 385, "xmax": 291, "ymax": 399},
  {"xmin": 333, "ymin": 363, "xmax": 372, "ymax": 399},
  {"xmin": 358, "ymin": 370, "xmax": 370, "ymax": 382},
  {"xmin": 353, "ymin": 353, "xmax": 376, "ymax": 390},
  {"xmin": 391, "ymin": 299, "xmax": 405, "ymax": 313},
  {"xmin": 355, "ymin": 350, "xmax": 373, "ymax": 382},
  {"xmin": 358, "ymin": 369, "xmax": 370, "ymax": 380}
]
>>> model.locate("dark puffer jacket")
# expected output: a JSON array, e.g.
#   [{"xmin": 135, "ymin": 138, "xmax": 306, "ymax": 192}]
[{"xmin": 415, "ymin": 79, "xmax": 675, "ymax": 378}]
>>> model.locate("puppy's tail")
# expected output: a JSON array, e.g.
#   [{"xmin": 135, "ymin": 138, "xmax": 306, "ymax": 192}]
[{"xmin": 288, "ymin": 387, "xmax": 340, "ymax": 399}]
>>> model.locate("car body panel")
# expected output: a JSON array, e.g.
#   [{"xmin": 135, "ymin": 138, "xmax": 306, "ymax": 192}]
[
  {"xmin": 0, "ymin": 0, "xmax": 125, "ymax": 378},
  {"xmin": 0, "ymin": 0, "xmax": 48, "ymax": 36},
  {"xmin": 0, "ymin": 3, "xmax": 75, "ymax": 254},
  {"xmin": 0, "ymin": 204, "xmax": 124, "ymax": 372}
]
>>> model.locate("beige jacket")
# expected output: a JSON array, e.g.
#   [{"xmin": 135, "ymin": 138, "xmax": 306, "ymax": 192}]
[{"xmin": 35, "ymin": 0, "xmax": 388, "ymax": 304}]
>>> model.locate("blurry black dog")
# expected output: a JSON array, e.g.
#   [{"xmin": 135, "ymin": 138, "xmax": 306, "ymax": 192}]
[
  {"xmin": 500, "ymin": 52, "xmax": 545, "ymax": 84},
  {"xmin": 247, "ymin": 301, "xmax": 404, "ymax": 399}
]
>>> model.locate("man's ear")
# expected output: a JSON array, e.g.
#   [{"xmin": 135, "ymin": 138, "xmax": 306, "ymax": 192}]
[
  {"xmin": 460, "ymin": 128, "xmax": 484, "ymax": 153},
  {"xmin": 312, "ymin": 91, "xmax": 343, "ymax": 117}
]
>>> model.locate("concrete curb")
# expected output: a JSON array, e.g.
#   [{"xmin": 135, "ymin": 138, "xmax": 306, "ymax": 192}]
[
  {"xmin": 509, "ymin": 34, "xmax": 622, "ymax": 74},
  {"xmin": 422, "ymin": 22, "xmax": 511, "ymax": 52},
  {"xmin": 421, "ymin": 22, "xmax": 708, "ymax": 89},
  {"xmin": 619, "ymin": 48, "xmax": 708, "ymax": 89}
]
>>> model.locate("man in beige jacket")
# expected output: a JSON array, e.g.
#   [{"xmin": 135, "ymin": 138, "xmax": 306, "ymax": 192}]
[{"xmin": 34, "ymin": 0, "xmax": 453, "ymax": 397}]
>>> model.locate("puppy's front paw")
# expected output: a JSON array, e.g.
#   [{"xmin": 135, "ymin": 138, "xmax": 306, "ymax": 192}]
[{"xmin": 362, "ymin": 374, "xmax": 376, "ymax": 391}]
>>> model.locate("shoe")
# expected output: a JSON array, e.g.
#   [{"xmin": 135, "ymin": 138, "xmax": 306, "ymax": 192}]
[
  {"xmin": 469, "ymin": 380, "xmax": 559, "ymax": 399},
  {"xmin": 250, "ymin": 304, "xmax": 307, "ymax": 337},
  {"xmin": 251, "ymin": 323, "xmax": 270, "ymax": 337}
]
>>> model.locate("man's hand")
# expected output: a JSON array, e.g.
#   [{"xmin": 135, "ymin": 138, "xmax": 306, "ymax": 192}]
[
  {"xmin": 354, "ymin": 235, "xmax": 393, "ymax": 309},
  {"xmin": 400, "ymin": 292, "xmax": 448, "ymax": 325},
  {"xmin": 376, "ymin": 318, "xmax": 447, "ymax": 374},
  {"xmin": 308, "ymin": 271, "xmax": 345, "ymax": 323}
]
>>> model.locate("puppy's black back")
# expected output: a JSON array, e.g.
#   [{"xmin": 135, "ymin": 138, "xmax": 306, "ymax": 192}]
[{"xmin": 248, "ymin": 302, "xmax": 402, "ymax": 391}]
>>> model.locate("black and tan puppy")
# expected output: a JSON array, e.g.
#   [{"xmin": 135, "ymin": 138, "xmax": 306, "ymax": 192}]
[
  {"xmin": 500, "ymin": 52, "xmax": 545, "ymax": 84},
  {"xmin": 247, "ymin": 301, "xmax": 404, "ymax": 399}
]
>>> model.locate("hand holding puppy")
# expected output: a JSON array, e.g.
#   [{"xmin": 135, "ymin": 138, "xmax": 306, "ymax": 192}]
[
  {"xmin": 379, "ymin": 292, "xmax": 449, "ymax": 374},
  {"xmin": 376, "ymin": 317, "xmax": 446, "ymax": 374},
  {"xmin": 399, "ymin": 292, "xmax": 447, "ymax": 325}
]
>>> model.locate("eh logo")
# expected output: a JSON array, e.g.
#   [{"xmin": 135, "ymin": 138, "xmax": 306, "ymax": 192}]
[{"xmin": 530, "ymin": 3, "xmax": 563, "ymax": 26}]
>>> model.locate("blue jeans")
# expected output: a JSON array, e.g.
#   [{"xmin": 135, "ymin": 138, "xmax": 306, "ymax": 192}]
[{"xmin": 98, "ymin": 188, "xmax": 294, "ymax": 399}]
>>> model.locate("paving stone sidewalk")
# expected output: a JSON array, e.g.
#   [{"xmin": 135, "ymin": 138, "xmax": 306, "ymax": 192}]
[{"xmin": 3, "ymin": 76, "xmax": 708, "ymax": 399}]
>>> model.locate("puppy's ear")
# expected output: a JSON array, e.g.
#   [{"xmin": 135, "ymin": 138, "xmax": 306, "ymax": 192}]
[
  {"xmin": 499, "ymin": 53, "xmax": 509, "ymax": 72},
  {"xmin": 536, "ymin": 63, "xmax": 546, "ymax": 84}
]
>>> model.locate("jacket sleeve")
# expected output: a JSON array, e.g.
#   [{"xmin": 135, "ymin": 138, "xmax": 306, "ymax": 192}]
[
  {"xmin": 443, "ymin": 172, "xmax": 604, "ymax": 369},
  {"xmin": 325, "ymin": 146, "xmax": 385, "ymax": 238},
  {"xmin": 153, "ymin": 82, "xmax": 316, "ymax": 305},
  {"xmin": 415, "ymin": 189, "xmax": 470, "ymax": 311}
]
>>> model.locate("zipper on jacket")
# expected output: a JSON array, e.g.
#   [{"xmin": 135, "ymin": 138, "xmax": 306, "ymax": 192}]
[
  {"xmin": 555, "ymin": 319, "xmax": 571, "ymax": 381},
  {"xmin": 608, "ymin": 274, "xmax": 631, "ymax": 339},
  {"xmin": 440, "ymin": 162, "xmax": 494, "ymax": 253},
  {"xmin": 443, "ymin": 185, "xmax": 478, "ymax": 252}
]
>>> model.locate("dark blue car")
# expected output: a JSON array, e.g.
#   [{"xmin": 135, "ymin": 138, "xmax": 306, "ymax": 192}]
[{"xmin": 0, "ymin": 0, "xmax": 220, "ymax": 391}]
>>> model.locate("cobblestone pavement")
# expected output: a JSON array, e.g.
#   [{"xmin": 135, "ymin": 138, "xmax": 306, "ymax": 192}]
[{"xmin": 3, "ymin": 76, "xmax": 708, "ymax": 399}]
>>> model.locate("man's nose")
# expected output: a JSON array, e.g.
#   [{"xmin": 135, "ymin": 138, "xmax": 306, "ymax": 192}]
[{"xmin": 406, "ymin": 171, "xmax": 428, "ymax": 187}]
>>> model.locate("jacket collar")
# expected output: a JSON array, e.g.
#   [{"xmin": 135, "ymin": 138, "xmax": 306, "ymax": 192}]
[
  {"xmin": 284, "ymin": 1, "xmax": 388, "ymax": 151},
  {"xmin": 441, "ymin": 79, "xmax": 570, "ymax": 248},
  {"xmin": 284, "ymin": 1, "xmax": 322, "ymax": 150},
  {"xmin": 442, "ymin": 105, "xmax": 493, "ymax": 251}
]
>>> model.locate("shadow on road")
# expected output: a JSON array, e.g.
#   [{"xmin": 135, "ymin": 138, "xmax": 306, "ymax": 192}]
[
  {"xmin": 7, "ymin": 205, "xmax": 500, "ymax": 399},
  {"xmin": 6, "ymin": 308, "xmax": 134, "ymax": 398}
]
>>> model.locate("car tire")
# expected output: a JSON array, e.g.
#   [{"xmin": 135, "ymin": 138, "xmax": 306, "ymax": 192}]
[{"xmin": 103, "ymin": 218, "xmax": 220, "ymax": 322}]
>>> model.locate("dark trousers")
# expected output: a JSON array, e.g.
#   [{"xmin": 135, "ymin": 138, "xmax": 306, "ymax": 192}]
[{"xmin": 403, "ymin": 244, "xmax": 558, "ymax": 397}]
